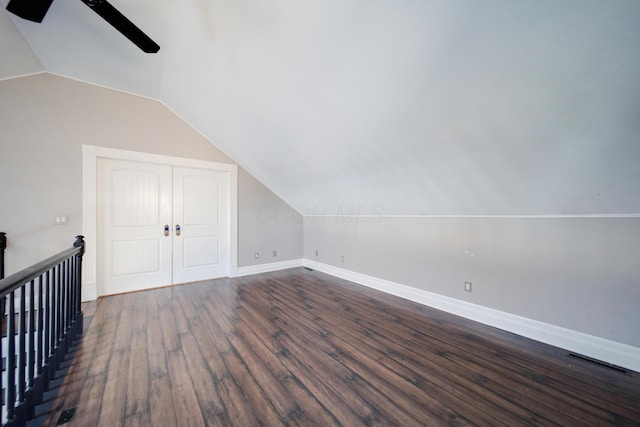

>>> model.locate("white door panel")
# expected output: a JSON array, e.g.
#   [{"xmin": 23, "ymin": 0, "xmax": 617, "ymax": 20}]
[
  {"xmin": 111, "ymin": 239, "xmax": 161, "ymax": 277},
  {"xmin": 182, "ymin": 236, "xmax": 219, "ymax": 268},
  {"xmin": 99, "ymin": 159, "xmax": 173, "ymax": 295},
  {"xmin": 173, "ymin": 167, "xmax": 229, "ymax": 283}
]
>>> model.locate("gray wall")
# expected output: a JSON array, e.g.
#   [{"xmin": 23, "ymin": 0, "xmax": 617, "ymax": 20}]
[
  {"xmin": 238, "ymin": 168, "xmax": 302, "ymax": 267},
  {"xmin": 304, "ymin": 216, "xmax": 640, "ymax": 347},
  {"xmin": 0, "ymin": 73, "xmax": 302, "ymax": 274}
]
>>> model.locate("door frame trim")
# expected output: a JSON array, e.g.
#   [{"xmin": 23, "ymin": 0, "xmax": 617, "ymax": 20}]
[{"xmin": 82, "ymin": 144, "xmax": 238, "ymax": 300}]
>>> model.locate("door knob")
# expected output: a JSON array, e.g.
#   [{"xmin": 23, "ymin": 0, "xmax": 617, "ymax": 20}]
[
  {"xmin": 175, "ymin": 224, "xmax": 181, "ymax": 236},
  {"xmin": 164, "ymin": 225, "xmax": 170, "ymax": 237}
]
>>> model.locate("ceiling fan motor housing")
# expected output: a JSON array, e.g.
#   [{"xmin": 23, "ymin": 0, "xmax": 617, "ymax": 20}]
[{"xmin": 6, "ymin": 0, "xmax": 54, "ymax": 22}]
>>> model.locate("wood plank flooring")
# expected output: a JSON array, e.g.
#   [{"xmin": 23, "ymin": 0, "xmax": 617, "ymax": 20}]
[{"xmin": 38, "ymin": 268, "xmax": 640, "ymax": 426}]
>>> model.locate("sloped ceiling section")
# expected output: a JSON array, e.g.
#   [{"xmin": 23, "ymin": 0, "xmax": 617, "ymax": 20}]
[
  {"xmin": 0, "ymin": 6, "xmax": 42, "ymax": 78},
  {"xmin": 4, "ymin": 1, "xmax": 640, "ymax": 215},
  {"xmin": 0, "ymin": 0, "xmax": 167, "ymax": 96}
]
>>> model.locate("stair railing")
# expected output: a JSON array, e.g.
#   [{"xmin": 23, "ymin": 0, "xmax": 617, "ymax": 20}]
[{"xmin": 0, "ymin": 235, "xmax": 85, "ymax": 426}]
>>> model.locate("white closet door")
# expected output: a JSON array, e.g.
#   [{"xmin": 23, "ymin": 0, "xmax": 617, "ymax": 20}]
[
  {"xmin": 98, "ymin": 159, "xmax": 231, "ymax": 296},
  {"xmin": 98, "ymin": 159, "xmax": 173, "ymax": 295},
  {"xmin": 172, "ymin": 167, "xmax": 230, "ymax": 283}
]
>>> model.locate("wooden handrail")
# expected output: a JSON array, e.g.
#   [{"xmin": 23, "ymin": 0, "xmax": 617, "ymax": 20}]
[{"xmin": 0, "ymin": 236, "xmax": 84, "ymax": 298}]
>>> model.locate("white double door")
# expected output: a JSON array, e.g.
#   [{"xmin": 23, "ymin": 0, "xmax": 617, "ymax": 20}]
[{"xmin": 98, "ymin": 158, "xmax": 230, "ymax": 296}]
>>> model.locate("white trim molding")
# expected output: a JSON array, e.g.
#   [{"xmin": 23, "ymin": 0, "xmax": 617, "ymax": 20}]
[
  {"xmin": 303, "ymin": 259, "xmax": 640, "ymax": 373},
  {"xmin": 83, "ymin": 144, "xmax": 236, "ymax": 172},
  {"xmin": 81, "ymin": 147, "xmax": 98, "ymax": 302},
  {"xmin": 303, "ymin": 213, "xmax": 640, "ymax": 219},
  {"xmin": 83, "ymin": 283, "xmax": 98, "ymax": 302},
  {"xmin": 234, "ymin": 259, "xmax": 303, "ymax": 277}
]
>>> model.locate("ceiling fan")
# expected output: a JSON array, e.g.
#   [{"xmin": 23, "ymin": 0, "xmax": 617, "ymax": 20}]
[{"xmin": 6, "ymin": 0, "xmax": 160, "ymax": 53}]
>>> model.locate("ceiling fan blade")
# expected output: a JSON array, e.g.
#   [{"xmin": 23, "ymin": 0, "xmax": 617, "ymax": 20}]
[
  {"xmin": 6, "ymin": 0, "xmax": 55, "ymax": 22},
  {"xmin": 80, "ymin": 0, "xmax": 160, "ymax": 53}
]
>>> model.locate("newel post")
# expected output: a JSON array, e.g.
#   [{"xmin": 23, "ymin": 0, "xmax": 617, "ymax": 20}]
[
  {"xmin": 0, "ymin": 231, "xmax": 7, "ymax": 326},
  {"xmin": 74, "ymin": 235, "xmax": 85, "ymax": 314},
  {"xmin": 0, "ymin": 232, "xmax": 6, "ymax": 279}
]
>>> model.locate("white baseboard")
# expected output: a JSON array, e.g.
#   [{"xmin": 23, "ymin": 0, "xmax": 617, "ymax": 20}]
[
  {"xmin": 234, "ymin": 259, "xmax": 303, "ymax": 277},
  {"xmin": 80, "ymin": 260, "xmax": 302, "ymax": 300},
  {"xmin": 303, "ymin": 259, "xmax": 640, "ymax": 373}
]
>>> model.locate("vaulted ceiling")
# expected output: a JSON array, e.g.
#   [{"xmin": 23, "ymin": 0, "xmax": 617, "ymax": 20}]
[{"xmin": 3, "ymin": 0, "xmax": 640, "ymax": 215}]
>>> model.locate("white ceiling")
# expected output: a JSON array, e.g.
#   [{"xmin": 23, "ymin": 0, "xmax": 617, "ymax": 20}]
[{"xmin": 3, "ymin": 0, "xmax": 640, "ymax": 215}]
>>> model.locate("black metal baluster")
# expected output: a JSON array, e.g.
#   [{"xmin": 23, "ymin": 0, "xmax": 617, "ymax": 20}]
[
  {"xmin": 57, "ymin": 260, "xmax": 64, "ymax": 375},
  {"xmin": 37, "ymin": 276, "xmax": 44, "ymax": 368},
  {"xmin": 53, "ymin": 264, "xmax": 61, "ymax": 374},
  {"xmin": 68, "ymin": 256, "xmax": 74, "ymax": 330},
  {"xmin": 17, "ymin": 285, "xmax": 27, "ymax": 420},
  {"xmin": 70, "ymin": 256, "xmax": 76, "ymax": 333},
  {"xmin": 58, "ymin": 263, "xmax": 63, "ymax": 343},
  {"xmin": 0, "ymin": 239, "xmax": 4, "ymax": 417},
  {"xmin": 61, "ymin": 260, "xmax": 66, "ymax": 339},
  {"xmin": 58, "ymin": 263, "xmax": 63, "ymax": 367},
  {"xmin": 57, "ymin": 261, "xmax": 65, "ymax": 365},
  {"xmin": 0, "ymin": 236, "xmax": 5, "ymax": 420},
  {"xmin": 0, "ymin": 295, "xmax": 4, "ymax": 408},
  {"xmin": 35, "ymin": 275, "xmax": 45, "ymax": 404},
  {"xmin": 63, "ymin": 258, "xmax": 70, "ymax": 352},
  {"xmin": 65, "ymin": 258, "xmax": 71, "ymax": 333},
  {"xmin": 25, "ymin": 279, "xmax": 36, "ymax": 417},
  {"xmin": 28, "ymin": 280, "xmax": 35, "ymax": 381},
  {"xmin": 64, "ymin": 259, "xmax": 69, "ymax": 334},
  {"xmin": 73, "ymin": 256, "xmax": 78, "ymax": 321},
  {"xmin": 7, "ymin": 291, "xmax": 16, "ymax": 421},
  {"xmin": 62, "ymin": 260, "xmax": 68, "ymax": 348},
  {"xmin": 0, "ymin": 295, "xmax": 4, "ymax": 414},
  {"xmin": 45, "ymin": 269, "xmax": 53, "ymax": 384}
]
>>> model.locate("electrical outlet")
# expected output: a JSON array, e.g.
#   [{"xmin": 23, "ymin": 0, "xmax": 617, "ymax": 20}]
[
  {"xmin": 273, "ymin": 250, "xmax": 277, "ymax": 257},
  {"xmin": 255, "ymin": 252, "xmax": 260, "ymax": 259},
  {"xmin": 340, "ymin": 256, "xmax": 344, "ymax": 263},
  {"xmin": 55, "ymin": 215, "xmax": 68, "ymax": 225},
  {"xmin": 465, "ymin": 281, "xmax": 472, "ymax": 292},
  {"xmin": 315, "ymin": 250, "xmax": 318, "ymax": 257}
]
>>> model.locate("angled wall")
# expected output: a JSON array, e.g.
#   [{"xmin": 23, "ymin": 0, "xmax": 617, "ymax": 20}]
[
  {"xmin": 238, "ymin": 168, "xmax": 302, "ymax": 268},
  {"xmin": 0, "ymin": 73, "xmax": 302, "ymax": 278}
]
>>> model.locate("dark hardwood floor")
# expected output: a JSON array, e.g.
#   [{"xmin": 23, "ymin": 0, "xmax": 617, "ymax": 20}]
[{"xmin": 37, "ymin": 268, "xmax": 640, "ymax": 426}]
